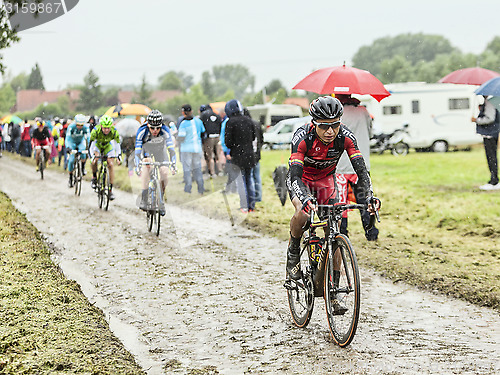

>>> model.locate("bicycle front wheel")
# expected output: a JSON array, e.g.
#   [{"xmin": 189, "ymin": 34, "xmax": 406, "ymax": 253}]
[
  {"xmin": 97, "ymin": 168, "xmax": 104, "ymax": 209},
  {"xmin": 39, "ymin": 152, "xmax": 45, "ymax": 180},
  {"xmin": 286, "ymin": 241, "xmax": 314, "ymax": 328},
  {"xmin": 74, "ymin": 159, "xmax": 82, "ymax": 196},
  {"xmin": 154, "ymin": 179, "xmax": 162, "ymax": 236},
  {"xmin": 324, "ymin": 234, "xmax": 360, "ymax": 347},
  {"xmin": 104, "ymin": 168, "xmax": 110, "ymax": 211}
]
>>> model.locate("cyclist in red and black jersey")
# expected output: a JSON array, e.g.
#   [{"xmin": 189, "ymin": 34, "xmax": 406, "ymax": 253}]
[
  {"xmin": 285, "ymin": 96, "xmax": 380, "ymax": 287},
  {"xmin": 32, "ymin": 118, "xmax": 52, "ymax": 171}
]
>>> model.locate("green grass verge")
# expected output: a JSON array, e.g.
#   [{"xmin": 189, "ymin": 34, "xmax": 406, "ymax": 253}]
[{"xmin": 0, "ymin": 192, "xmax": 144, "ymax": 374}]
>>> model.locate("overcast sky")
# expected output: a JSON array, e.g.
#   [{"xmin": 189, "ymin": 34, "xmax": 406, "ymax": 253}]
[{"xmin": 2, "ymin": 0, "xmax": 500, "ymax": 92}]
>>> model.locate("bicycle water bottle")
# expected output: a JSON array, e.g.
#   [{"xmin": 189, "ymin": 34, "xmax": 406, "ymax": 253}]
[
  {"xmin": 311, "ymin": 235, "xmax": 326, "ymax": 297},
  {"xmin": 309, "ymin": 235, "xmax": 324, "ymax": 265}
]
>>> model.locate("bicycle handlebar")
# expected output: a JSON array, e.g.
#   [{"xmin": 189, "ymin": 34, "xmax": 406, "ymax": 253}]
[
  {"xmin": 140, "ymin": 161, "xmax": 174, "ymax": 167},
  {"xmin": 303, "ymin": 202, "xmax": 380, "ymax": 231},
  {"xmin": 70, "ymin": 149, "xmax": 88, "ymax": 155}
]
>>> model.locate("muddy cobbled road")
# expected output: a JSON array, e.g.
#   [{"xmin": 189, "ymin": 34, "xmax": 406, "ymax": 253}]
[{"xmin": 1, "ymin": 157, "xmax": 499, "ymax": 375}]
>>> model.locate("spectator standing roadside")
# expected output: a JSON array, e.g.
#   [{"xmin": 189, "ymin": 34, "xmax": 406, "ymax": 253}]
[
  {"xmin": 335, "ymin": 94, "xmax": 378, "ymax": 240},
  {"xmin": 176, "ymin": 104, "xmax": 190, "ymax": 129},
  {"xmin": 224, "ymin": 99, "xmax": 257, "ymax": 213},
  {"xmin": 9, "ymin": 122, "xmax": 21, "ymax": 154},
  {"xmin": 472, "ymin": 95, "xmax": 500, "ymax": 190},
  {"xmin": 177, "ymin": 104, "xmax": 206, "ymax": 194},
  {"xmin": 88, "ymin": 115, "xmax": 97, "ymax": 133},
  {"xmin": 20, "ymin": 119, "xmax": 32, "ymax": 157},
  {"xmin": 200, "ymin": 104, "xmax": 222, "ymax": 177},
  {"xmin": 243, "ymin": 108, "xmax": 264, "ymax": 202}
]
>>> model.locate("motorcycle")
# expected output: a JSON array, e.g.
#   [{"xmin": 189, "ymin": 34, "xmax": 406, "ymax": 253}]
[{"xmin": 370, "ymin": 123, "xmax": 410, "ymax": 156}]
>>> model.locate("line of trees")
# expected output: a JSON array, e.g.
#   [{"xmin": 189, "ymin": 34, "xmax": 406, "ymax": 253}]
[
  {"xmin": 353, "ymin": 33, "xmax": 500, "ymax": 84},
  {"xmin": 1, "ymin": 33, "xmax": 499, "ymax": 118}
]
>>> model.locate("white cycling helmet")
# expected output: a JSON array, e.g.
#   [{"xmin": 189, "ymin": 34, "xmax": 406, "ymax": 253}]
[{"xmin": 74, "ymin": 114, "xmax": 86, "ymax": 125}]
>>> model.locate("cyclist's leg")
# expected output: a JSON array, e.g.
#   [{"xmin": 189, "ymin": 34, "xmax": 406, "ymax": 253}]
[
  {"xmin": 89, "ymin": 142, "xmax": 99, "ymax": 187},
  {"xmin": 34, "ymin": 146, "xmax": 41, "ymax": 166},
  {"xmin": 138, "ymin": 157, "xmax": 151, "ymax": 209},
  {"xmin": 78, "ymin": 141, "xmax": 87, "ymax": 174},
  {"xmin": 67, "ymin": 142, "xmax": 76, "ymax": 173},
  {"xmin": 159, "ymin": 166, "xmax": 169, "ymax": 193},
  {"xmin": 107, "ymin": 157, "xmax": 115, "ymax": 185},
  {"xmin": 44, "ymin": 146, "xmax": 51, "ymax": 164},
  {"xmin": 287, "ymin": 176, "xmax": 313, "ymax": 280}
]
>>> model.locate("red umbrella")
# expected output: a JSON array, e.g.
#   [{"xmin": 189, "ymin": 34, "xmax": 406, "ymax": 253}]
[
  {"xmin": 292, "ymin": 64, "xmax": 390, "ymax": 102},
  {"xmin": 438, "ymin": 67, "xmax": 500, "ymax": 86}
]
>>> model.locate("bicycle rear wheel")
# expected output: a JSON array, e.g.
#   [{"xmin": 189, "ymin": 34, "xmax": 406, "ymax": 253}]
[
  {"xmin": 286, "ymin": 240, "xmax": 314, "ymax": 328},
  {"xmin": 324, "ymin": 234, "xmax": 360, "ymax": 347}
]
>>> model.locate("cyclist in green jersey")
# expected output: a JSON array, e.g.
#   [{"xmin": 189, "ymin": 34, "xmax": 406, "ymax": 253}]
[{"xmin": 89, "ymin": 115, "xmax": 122, "ymax": 200}]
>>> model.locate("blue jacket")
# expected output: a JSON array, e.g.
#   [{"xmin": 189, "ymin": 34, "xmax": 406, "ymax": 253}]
[{"xmin": 177, "ymin": 117, "xmax": 205, "ymax": 153}]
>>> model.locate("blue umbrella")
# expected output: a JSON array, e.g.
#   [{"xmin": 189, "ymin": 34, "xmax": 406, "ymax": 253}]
[{"xmin": 474, "ymin": 77, "xmax": 500, "ymax": 96}]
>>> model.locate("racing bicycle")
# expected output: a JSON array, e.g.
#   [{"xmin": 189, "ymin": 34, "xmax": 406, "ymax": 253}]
[
  {"xmin": 140, "ymin": 160, "xmax": 173, "ymax": 236},
  {"xmin": 284, "ymin": 200, "xmax": 379, "ymax": 347},
  {"xmin": 34, "ymin": 144, "xmax": 51, "ymax": 180},
  {"xmin": 70, "ymin": 149, "xmax": 88, "ymax": 196},
  {"xmin": 95, "ymin": 155, "xmax": 111, "ymax": 210}
]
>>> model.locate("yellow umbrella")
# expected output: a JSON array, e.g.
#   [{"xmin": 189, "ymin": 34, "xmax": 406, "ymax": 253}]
[{"xmin": 104, "ymin": 103, "xmax": 152, "ymax": 118}]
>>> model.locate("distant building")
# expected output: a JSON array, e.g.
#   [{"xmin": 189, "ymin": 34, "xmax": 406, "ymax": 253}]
[{"xmin": 15, "ymin": 89, "xmax": 80, "ymax": 112}]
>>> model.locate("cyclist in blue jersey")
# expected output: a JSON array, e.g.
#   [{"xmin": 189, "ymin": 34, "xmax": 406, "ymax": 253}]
[
  {"xmin": 135, "ymin": 110, "xmax": 177, "ymax": 215},
  {"xmin": 66, "ymin": 114, "xmax": 90, "ymax": 187}
]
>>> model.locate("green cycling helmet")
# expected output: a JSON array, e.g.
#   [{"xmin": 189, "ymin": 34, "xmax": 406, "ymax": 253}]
[{"xmin": 99, "ymin": 115, "xmax": 114, "ymax": 128}]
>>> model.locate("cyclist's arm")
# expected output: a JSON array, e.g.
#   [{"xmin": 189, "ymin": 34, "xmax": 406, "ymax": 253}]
[
  {"xmin": 134, "ymin": 126, "xmax": 146, "ymax": 169},
  {"xmin": 163, "ymin": 126, "xmax": 177, "ymax": 165},
  {"xmin": 287, "ymin": 128, "xmax": 311, "ymax": 204},
  {"xmin": 345, "ymin": 134, "xmax": 374, "ymax": 199}
]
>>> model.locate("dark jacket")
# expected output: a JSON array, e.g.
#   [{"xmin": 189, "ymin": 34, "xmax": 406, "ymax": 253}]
[
  {"xmin": 200, "ymin": 110, "xmax": 222, "ymax": 136},
  {"xmin": 251, "ymin": 117, "xmax": 264, "ymax": 162},
  {"xmin": 225, "ymin": 114, "xmax": 256, "ymax": 169}
]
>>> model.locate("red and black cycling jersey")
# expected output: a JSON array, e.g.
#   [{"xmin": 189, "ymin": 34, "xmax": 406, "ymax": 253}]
[
  {"xmin": 287, "ymin": 122, "xmax": 373, "ymax": 204},
  {"xmin": 32, "ymin": 126, "xmax": 50, "ymax": 141}
]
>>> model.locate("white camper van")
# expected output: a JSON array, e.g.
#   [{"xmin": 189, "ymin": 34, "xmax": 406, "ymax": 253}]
[
  {"xmin": 362, "ymin": 82, "xmax": 482, "ymax": 152},
  {"xmin": 247, "ymin": 104, "xmax": 303, "ymax": 129}
]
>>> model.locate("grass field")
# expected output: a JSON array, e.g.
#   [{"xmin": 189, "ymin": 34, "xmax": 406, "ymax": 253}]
[{"xmin": 6, "ymin": 146, "xmax": 500, "ymax": 311}]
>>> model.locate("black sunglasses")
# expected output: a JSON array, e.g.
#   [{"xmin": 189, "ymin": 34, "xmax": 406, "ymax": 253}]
[
  {"xmin": 313, "ymin": 120, "xmax": 341, "ymax": 130},
  {"xmin": 148, "ymin": 125, "xmax": 161, "ymax": 129}
]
